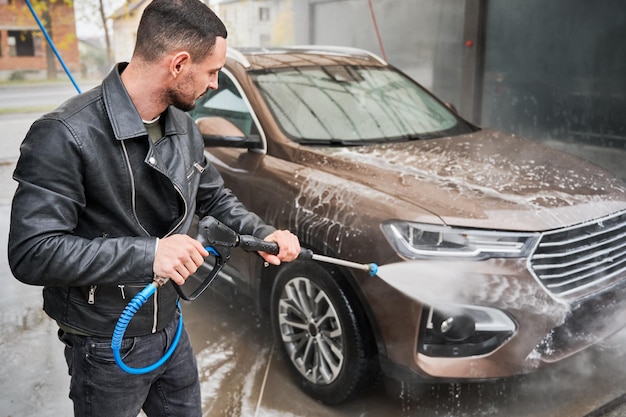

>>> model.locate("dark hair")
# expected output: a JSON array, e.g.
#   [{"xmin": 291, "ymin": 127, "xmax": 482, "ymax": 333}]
[{"xmin": 133, "ymin": 0, "xmax": 228, "ymax": 62}]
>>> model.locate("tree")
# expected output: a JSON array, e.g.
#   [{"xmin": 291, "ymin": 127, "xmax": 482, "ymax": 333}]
[{"xmin": 74, "ymin": 0, "xmax": 124, "ymax": 68}]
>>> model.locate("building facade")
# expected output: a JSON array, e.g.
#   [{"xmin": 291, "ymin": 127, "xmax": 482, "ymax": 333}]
[
  {"xmin": 211, "ymin": 0, "xmax": 293, "ymax": 47},
  {"xmin": 0, "ymin": 0, "xmax": 79, "ymax": 81},
  {"xmin": 111, "ymin": 0, "xmax": 294, "ymax": 64},
  {"xmin": 110, "ymin": 0, "xmax": 149, "ymax": 63}
]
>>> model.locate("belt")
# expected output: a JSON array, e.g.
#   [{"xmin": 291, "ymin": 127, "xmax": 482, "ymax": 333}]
[{"xmin": 57, "ymin": 321, "xmax": 92, "ymax": 336}]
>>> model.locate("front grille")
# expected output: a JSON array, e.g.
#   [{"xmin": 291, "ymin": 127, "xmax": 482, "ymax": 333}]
[
  {"xmin": 533, "ymin": 277, "xmax": 626, "ymax": 362},
  {"xmin": 530, "ymin": 210, "xmax": 626, "ymax": 299}
]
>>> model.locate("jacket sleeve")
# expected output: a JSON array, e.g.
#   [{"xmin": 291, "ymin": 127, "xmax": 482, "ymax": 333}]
[{"xmin": 8, "ymin": 117, "xmax": 156, "ymax": 287}]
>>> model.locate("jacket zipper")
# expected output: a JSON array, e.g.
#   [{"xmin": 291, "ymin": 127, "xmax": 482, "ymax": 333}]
[
  {"xmin": 121, "ymin": 140, "xmax": 190, "ymax": 333},
  {"xmin": 118, "ymin": 284, "xmax": 126, "ymax": 299},
  {"xmin": 154, "ymin": 180, "xmax": 189, "ymax": 333},
  {"xmin": 152, "ymin": 289, "xmax": 158, "ymax": 333},
  {"xmin": 193, "ymin": 162, "xmax": 205, "ymax": 175},
  {"xmin": 88, "ymin": 285, "xmax": 96, "ymax": 304}
]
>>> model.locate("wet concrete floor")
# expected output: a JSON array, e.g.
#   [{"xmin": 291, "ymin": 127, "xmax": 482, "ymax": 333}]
[{"xmin": 2, "ymin": 108, "xmax": 626, "ymax": 417}]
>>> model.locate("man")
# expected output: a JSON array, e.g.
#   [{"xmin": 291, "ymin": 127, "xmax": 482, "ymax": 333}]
[{"xmin": 7, "ymin": 0, "xmax": 300, "ymax": 415}]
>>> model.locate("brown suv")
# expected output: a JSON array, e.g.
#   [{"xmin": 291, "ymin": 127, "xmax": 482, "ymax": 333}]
[{"xmin": 189, "ymin": 46, "xmax": 626, "ymax": 404}]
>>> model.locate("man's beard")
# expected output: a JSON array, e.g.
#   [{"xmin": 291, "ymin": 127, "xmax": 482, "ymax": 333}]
[
  {"xmin": 167, "ymin": 86, "xmax": 196, "ymax": 112},
  {"xmin": 166, "ymin": 73, "xmax": 202, "ymax": 112}
]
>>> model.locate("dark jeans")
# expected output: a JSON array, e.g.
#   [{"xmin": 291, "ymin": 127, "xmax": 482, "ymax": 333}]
[{"xmin": 58, "ymin": 313, "xmax": 201, "ymax": 417}]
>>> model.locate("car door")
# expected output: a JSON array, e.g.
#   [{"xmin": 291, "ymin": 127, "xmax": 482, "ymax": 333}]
[{"xmin": 191, "ymin": 70, "xmax": 306, "ymax": 297}]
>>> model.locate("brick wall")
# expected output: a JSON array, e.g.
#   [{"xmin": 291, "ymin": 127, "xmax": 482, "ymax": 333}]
[{"xmin": 0, "ymin": 1, "xmax": 80, "ymax": 79}]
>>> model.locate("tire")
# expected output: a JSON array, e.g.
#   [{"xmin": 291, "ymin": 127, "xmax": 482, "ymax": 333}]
[{"xmin": 270, "ymin": 260, "xmax": 379, "ymax": 404}]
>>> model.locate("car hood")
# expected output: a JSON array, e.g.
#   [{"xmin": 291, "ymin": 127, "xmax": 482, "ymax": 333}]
[{"xmin": 302, "ymin": 130, "xmax": 626, "ymax": 231}]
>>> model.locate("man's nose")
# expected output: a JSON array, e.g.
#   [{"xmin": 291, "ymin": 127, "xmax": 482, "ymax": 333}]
[{"xmin": 207, "ymin": 74, "xmax": 219, "ymax": 90}]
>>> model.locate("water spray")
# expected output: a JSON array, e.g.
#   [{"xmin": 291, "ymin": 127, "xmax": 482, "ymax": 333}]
[{"xmin": 112, "ymin": 216, "xmax": 379, "ymax": 374}]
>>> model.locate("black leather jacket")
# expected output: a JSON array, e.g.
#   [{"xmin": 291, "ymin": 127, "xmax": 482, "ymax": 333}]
[{"xmin": 8, "ymin": 64, "xmax": 274, "ymax": 337}]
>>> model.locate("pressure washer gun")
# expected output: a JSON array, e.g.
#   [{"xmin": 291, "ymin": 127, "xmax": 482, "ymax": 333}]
[
  {"xmin": 181, "ymin": 216, "xmax": 379, "ymax": 302},
  {"xmin": 112, "ymin": 216, "xmax": 378, "ymax": 374}
]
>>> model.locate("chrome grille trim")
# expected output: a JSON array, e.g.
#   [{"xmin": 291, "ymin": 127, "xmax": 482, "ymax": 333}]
[{"xmin": 530, "ymin": 210, "xmax": 626, "ymax": 298}]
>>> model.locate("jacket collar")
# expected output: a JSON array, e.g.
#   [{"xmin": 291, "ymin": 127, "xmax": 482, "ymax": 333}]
[{"xmin": 102, "ymin": 63, "xmax": 188, "ymax": 141}]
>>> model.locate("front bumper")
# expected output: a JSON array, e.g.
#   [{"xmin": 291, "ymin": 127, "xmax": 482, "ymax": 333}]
[{"xmin": 371, "ymin": 258, "xmax": 626, "ymax": 381}]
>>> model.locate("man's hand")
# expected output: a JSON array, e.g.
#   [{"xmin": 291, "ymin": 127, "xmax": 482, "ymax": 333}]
[
  {"xmin": 259, "ymin": 230, "xmax": 301, "ymax": 265},
  {"xmin": 154, "ymin": 234, "xmax": 209, "ymax": 285}
]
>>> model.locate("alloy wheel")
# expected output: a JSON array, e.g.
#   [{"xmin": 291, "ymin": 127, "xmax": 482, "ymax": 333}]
[{"xmin": 277, "ymin": 276, "xmax": 344, "ymax": 385}]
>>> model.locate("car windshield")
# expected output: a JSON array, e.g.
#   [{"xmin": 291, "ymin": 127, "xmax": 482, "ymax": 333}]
[{"xmin": 251, "ymin": 65, "xmax": 474, "ymax": 144}]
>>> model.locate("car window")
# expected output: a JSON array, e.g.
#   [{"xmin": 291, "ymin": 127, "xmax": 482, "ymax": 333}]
[
  {"xmin": 251, "ymin": 66, "xmax": 473, "ymax": 144},
  {"xmin": 191, "ymin": 72, "xmax": 255, "ymax": 136}
]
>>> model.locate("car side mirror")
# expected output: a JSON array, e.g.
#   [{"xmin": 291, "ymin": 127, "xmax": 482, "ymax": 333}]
[
  {"xmin": 445, "ymin": 102, "xmax": 458, "ymax": 114},
  {"xmin": 196, "ymin": 116, "xmax": 263, "ymax": 149}
]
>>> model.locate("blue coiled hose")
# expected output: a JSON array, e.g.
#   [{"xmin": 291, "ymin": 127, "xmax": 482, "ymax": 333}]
[
  {"xmin": 111, "ymin": 283, "xmax": 183, "ymax": 374},
  {"xmin": 111, "ymin": 247, "xmax": 221, "ymax": 374}
]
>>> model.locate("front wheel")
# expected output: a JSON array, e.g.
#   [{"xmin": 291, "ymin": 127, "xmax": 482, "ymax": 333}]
[{"xmin": 270, "ymin": 261, "xmax": 379, "ymax": 404}]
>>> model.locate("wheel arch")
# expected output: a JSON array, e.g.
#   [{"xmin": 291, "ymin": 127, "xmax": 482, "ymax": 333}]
[{"xmin": 256, "ymin": 234, "xmax": 388, "ymax": 360}]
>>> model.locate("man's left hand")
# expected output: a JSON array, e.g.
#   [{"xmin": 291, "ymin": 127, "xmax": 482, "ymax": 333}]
[{"xmin": 259, "ymin": 230, "xmax": 301, "ymax": 265}]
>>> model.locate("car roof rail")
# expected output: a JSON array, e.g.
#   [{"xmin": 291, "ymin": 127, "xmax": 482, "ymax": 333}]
[
  {"xmin": 290, "ymin": 45, "xmax": 387, "ymax": 65},
  {"xmin": 226, "ymin": 47, "xmax": 251, "ymax": 69},
  {"xmin": 226, "ymin": 45, "xmax": 387, "ymax": 68}
]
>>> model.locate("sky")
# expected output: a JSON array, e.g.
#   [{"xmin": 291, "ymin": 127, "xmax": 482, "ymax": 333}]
[{"xmin": 74, "ymin": 0, "xmax": 126, "ymax": 39}]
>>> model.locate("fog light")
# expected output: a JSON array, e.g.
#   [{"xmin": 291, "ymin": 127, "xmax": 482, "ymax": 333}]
[
  {"xmin": 420, "ymin": 304, "xmax": 517, "ymax": 357},
  {"xmin": 440, "ymin": 317, "xmax": 454, "ymax": 334},
  {"xmin": 439, "ymin": 315, "xmax": 476, "ymax": 341}
]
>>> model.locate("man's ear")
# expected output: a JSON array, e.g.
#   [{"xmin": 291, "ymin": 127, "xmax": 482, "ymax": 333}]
[{"xmin": 170, "ymin": 51, "xmax": 191, "ymax": 79}]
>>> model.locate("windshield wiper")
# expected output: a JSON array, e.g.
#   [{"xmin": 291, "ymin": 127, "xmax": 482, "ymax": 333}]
[
  {"xmin": 397, "ymin": 133, "xmax": 423, "ymax": 141},
  {"xmin": 299, "ymin": 138, "xmax": 367, "ymax": 146}
]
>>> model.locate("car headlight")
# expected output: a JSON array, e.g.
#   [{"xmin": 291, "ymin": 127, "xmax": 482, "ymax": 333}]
[{"xmin": 381, "ymin": 221, "xmax": 539, "ymax": 260}]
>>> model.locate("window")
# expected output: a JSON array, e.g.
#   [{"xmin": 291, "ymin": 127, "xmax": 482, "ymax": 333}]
[
  {"xmin": 190, "ymin": 72, "xmax": 256, "ymax": 136},
  {"xmin": 259, "ymin": 7, "xmax": 270, "ymax": 22},
  {"xmin": 8, "ymin": 30, "xmax": 39, "ymax": 57}
]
